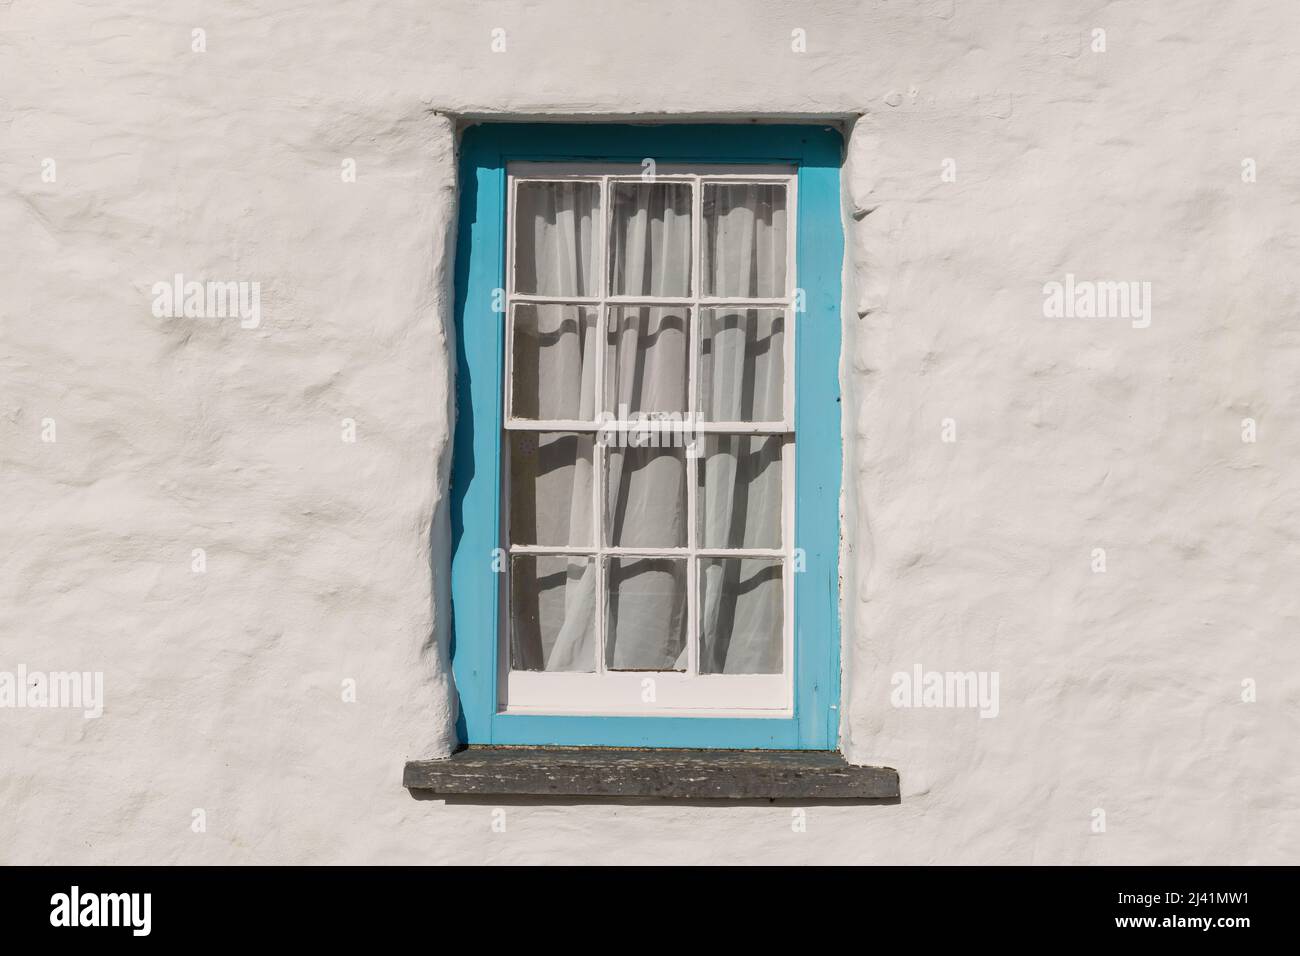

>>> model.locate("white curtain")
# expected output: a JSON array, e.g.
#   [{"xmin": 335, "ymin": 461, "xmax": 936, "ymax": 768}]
[
  {"xmin": 511, "ymin": 180, "xmax": 785, "ymax": 675},
  {"xmin": 509, "ymin": 180, "xmax": 601, "ymax": 672}
]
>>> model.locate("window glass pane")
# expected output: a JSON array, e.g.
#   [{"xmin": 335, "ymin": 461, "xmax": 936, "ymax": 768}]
[
  {"xmin": 509, "ymin": 432, "xmax": 594, "ymax": 547},
  {"xmin": 697, "ymin": 434, "xmax": 783, "ymax": 549},
  {"xmin": 608, "ymin": 182, "xmax": 693, "ymax": 297},
  {"xmin": 698, "ymin": 557, "xmax": 783, "ymax": 674},
  {"xmin": 702, "ymin": 183, "xmax": 787, "ymax": 298},
  {"xmin": 698, "ymin": 307, "xmax": 785, "ymax": 422},
  {"xmin": 511, "ymin": 304, "xmax": 597, "ymax": 421},
  {"xmin": 606, "ymin": 444, "xmax": 687, "ymax": 548},
  {"xmin": 511, "ymin": 554, "xmax": 596, "ymax": 672},
  {"xmin": 515, "ymin": 181, "xmax": 601, "ymax": 296},
  {"xmin": 606, "ymin": 556, "xmax": 687, "ymax": 671},
  {"xmin": 604, "ymin": 306, "xmax": 689, "ymax": 418}
]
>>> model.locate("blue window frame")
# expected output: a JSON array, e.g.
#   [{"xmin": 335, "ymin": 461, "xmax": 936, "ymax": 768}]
[{"xmin": 450, "ymin": 124, "xmax": 843, "ymax": 749}]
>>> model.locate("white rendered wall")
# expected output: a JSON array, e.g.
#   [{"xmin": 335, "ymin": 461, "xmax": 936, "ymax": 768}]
[{"xmin": 2, "ymin": 0, "xmax": 1297, "ymax": 864}]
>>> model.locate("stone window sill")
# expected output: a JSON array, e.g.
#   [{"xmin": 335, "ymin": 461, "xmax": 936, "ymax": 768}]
[{"xmin": 403, "ymin": 746, "xmax": 900, "ymax": 800}]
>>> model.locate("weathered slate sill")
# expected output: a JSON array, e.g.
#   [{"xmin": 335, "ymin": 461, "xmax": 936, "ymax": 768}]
[{"xmin": 403, "ymin": 747, "xmax": 899, "ymax": 800}]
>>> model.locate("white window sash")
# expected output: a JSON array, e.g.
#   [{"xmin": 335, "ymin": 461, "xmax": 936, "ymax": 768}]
[{"xmin": 501, "ymin": 162, "xmax": 798, "ymax": 717}]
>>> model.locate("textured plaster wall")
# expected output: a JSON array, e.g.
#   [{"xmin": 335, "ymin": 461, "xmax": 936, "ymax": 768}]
[{"xmin": 2, "ymin": 0, "xmax": 1297, "ymax": 864}]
